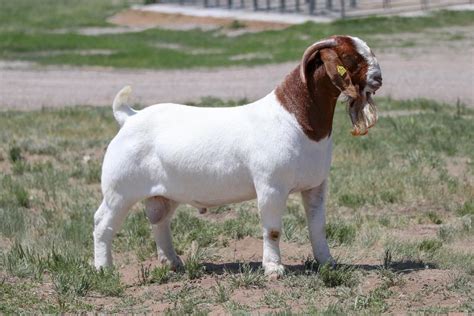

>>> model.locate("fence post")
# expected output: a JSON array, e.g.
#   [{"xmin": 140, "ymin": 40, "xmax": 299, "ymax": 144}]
[
  {"xmin": 253, "ymin": 0, "xmax": 259, "ymax": 10},
  {"xmin": 340, "ymin": 0, "xmax": 345, "ymax": 18},
  {"xmin": 280, "ymin": 0, "xmax": 286, "ymax": 12},
  {"xmin": 421, "ymin": 0, "xmax": 428, "ymax": 10},
  {"xmin": 309, "ymin": 0, "xmax": 316, "ymax": 14},
  {"xmin": 350, "ymin": 0, "xmax": 356, "ymax": 8},
  {"xmin": 326, "ymin": 0, "xmax": 332, "ymax": 10}
]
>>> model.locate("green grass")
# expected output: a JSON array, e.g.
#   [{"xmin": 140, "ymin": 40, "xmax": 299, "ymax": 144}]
[
  {"xmin": 0, "ymin": 0, "xmax": 473, "ymax": 68},
  {"xmin": 227, "ymin": 263, "xmax": 267, "ymax": 289},
  {"xmin": 0, "ymin": 97, "xmax": 473, "ymax": 312}
]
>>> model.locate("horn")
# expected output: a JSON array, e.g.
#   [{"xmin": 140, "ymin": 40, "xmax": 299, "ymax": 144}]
[{"xmin": 300, "ymin": 38, "xmax": 337, "ymax": 84}]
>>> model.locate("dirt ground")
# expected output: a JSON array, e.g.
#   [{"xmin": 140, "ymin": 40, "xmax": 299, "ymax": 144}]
[{"xmin": 1, "ymin": 49, "xmax": 472, "ymax": 110}]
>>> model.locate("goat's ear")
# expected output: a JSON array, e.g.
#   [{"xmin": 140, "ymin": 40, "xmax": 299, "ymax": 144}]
[{"xmin": 320, "ymin": 49, "xmax": 358, "ymax": 99}]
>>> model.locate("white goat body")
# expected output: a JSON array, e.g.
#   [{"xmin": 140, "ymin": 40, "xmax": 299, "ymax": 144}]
[
  {"xmin": 104, "ymin": 89, "xmax": 332, "ymax": 209},
  {"xmin": 94, "ymin": 35, "xmax": 382, "ymax": 276}
]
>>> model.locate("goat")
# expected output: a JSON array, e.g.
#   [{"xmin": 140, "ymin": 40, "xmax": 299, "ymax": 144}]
[{"xmin": 93, "ymin": 35, "xmax": 383, "ymax": 277}]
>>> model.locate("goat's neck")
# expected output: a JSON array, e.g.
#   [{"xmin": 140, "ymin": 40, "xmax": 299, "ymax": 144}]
[{"xmin": 275, "ymin": 65, "xmax": 340, "ymax": 142}]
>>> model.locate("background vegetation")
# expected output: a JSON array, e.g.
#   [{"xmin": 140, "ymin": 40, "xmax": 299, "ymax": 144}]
[{"xmin": 0, "ymin": 0, "xmax": 473, "ymax": 68}]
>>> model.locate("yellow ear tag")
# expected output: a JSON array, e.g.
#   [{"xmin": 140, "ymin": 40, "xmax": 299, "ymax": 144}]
[{"xmin": 337, "ymin": 65, "xmax": 347, "ymax": 76}]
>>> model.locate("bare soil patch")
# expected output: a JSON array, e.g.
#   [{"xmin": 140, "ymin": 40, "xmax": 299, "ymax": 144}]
[{"xmin": 109, "ymin": 9, "xmax": 289, "ymax": 33}]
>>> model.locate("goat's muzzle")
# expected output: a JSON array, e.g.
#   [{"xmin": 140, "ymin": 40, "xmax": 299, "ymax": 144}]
[{"xmin": 348, "ymin": 91, "xmax": 378, "ymax": 136}]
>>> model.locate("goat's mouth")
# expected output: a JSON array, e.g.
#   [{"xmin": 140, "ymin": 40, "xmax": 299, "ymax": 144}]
[{"xmin": 348, "ymin": 91, "xmax": 378, "ymax": 136}]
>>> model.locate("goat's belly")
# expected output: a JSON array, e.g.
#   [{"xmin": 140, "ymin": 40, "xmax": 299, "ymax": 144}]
[
  {"xmin": 187, "ymin": 191, "xmax": 257, "ymax": 208},
  {"xmin": 169, "ymin": 185, "xmax": 257, "ymax": 208},
  {"xmin": 150, "ymin": 168, "xmax": 257, "ymax": 207}
]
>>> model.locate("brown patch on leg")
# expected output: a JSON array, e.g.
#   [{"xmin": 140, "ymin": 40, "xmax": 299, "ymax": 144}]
[{"xmin": 269, "ymin": 230, "xmax": 280, "ymax": 241}]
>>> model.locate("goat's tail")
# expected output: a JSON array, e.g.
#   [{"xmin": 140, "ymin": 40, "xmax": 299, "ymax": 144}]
[{"xmin": 113, "ymin": 86, "xmax": 137, "ymax": 127}]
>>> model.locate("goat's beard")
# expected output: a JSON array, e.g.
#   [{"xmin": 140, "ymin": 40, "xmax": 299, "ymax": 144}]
[{"xmin": 347, "ymin": 92, "xmax": 378, "ymax": 136}]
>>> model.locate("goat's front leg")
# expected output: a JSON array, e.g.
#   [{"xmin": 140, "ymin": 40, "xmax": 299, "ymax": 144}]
[
  {"xmin": 301, "ymin": 180, "xmax": 334, "ymax": 266},
  {"xmin": 257, "ymin": 187, "xmax": 288, "ymax": 277}
]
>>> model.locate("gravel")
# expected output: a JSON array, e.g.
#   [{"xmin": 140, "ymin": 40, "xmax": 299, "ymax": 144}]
[{"xmin": 0, "ymin": 49, "xmax": 472, "ymax": 110}]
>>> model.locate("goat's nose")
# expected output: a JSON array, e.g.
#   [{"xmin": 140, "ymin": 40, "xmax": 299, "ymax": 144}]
[{"xmin": 374, "ymin": 75, "xmax": 383, "ymax": 85}]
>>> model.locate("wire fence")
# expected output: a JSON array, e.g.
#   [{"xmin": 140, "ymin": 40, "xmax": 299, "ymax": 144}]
[{"xmin": 150, "ymin": 0, "xmax": 472, "ymax": 17}]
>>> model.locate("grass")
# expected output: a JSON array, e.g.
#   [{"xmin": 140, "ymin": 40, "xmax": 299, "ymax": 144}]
[
  {"xmin": 0, "ymin": 0, "xmax": 473, "ymax": 68},
  {"xmin": 227, "ymin": 263, "xmax": 267, "ymax": 289},
  {"xmin": 0, "ymin": 97, "xmax": 473, "ymax": 312}
]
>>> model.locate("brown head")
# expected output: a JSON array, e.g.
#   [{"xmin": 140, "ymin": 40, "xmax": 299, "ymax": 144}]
[{"xmin": 276, "ymin": 35, "xmax": 383, "ymax": 140}]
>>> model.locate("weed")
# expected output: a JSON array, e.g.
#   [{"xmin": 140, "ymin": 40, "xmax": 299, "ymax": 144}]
[
  {"xmin": 92, "ymin": 267, "xmax": 124, "ymax": 297},
  {"xmin": 378, "ymin": 215, "xmax": 391, "ymax": 227},
  {"xmin": 382, "ymin": 248, "xmax": 392, "ymax": 269},
  {"xmin": 13, "ymin": 185, "xmax": 29, "ymax": 208},
  {"xmin": 456, "ymin": 199, "xmax": 474, "ymax": 217},
  {"xmin": 228, "ymin": 20, "xmax": 246, "ymax": 29},
  {"xmin": 326, "ymin": 221, "xmax": 356, "ymax": 245},
  {"xmin": 0, "ymin": 206, "xmax": 26, "ymax": 238},
  {"xmin": 224, "ymin": 300, "xmax": 251, "ymax": 313},
  {"xmin": 339, "ymin": 193, "xmax": 366, "ymax": 208},
  {"xmin": 377, "ymin": 268, "xmax": 404, "ymax": 288},
  {"xmin": 228, "ymin": 263, "xmax": 266, "ymax": 289},
  {"xmin": 136, "ymin": 263, "xmax": 175, "ymax": 286},
  {"xmin": 72, "ymin": 160, "xmax": 102, "ymax": 184},
  {"xmin": 353, "ymin": 285, "xmax": 391, "ymax": 312},
  {"xmin": 353, "ymin": 269, "xmax": 401, "ymax": 312},
  {"xmin": 261, "ymin": 289, "xmax": 289, "ymax": 308},
  {"xmin": 282, "ymin": 203, "xmax": 307, "ymax": 243},
  {"xmin": 172, "ymin": 209, "xmax": 220, "ymax": 253},
  {"xmin": 222, "ymin": 207, "xmax": 260, "ymax": 240},
  {"xmin": 212, "ymin": 279, "xmax": 232, "ymax": 303},
  {"xmin": 137, "ymin": 263, "xmax": 152, "ymax": 285},
  {"xmin": 184, "ymin": 241, "xmax": 206, "ymax": 280},
  {"xmin": 150, "ymin": 265, "xmax": 172, "ymax": 285},
  {"xmin": 0, "ymin": 281, "xmax": 62, "ymax": 313},
  {"xmin": 318, "ymin": 264, "xmax": 357, "ymax": 288},
  {"xmin": 418, "ymin": 239, "xmax": 443, "ymax": 253},
  {"xmin": 2, "ymin": 243, "xmax": 46, "ymax": 279},
  {"xmin": 438, "ymin": 225, "xmax": 455, "ymax": 242},
  {"xmin": 11, "ymin": 160, "xmax": 29, "ymax": 175},
  {"xmin": 164, "ymin": 284, "xmax": 208, "ymax": 314},
  {"xmin": 8, "ymin": 146, "xmax": 22, "ymax": 163},
  {"xmin": 427, "ymin": 211, "xmax": 442, "ymax": 224},
  {"xmin": 1, "ymin": 244, "xmax": 124, "ymax": 298}
]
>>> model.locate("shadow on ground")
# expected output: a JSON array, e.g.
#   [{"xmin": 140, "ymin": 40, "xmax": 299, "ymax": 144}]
[{"xmin": 203, "ymin": 260, "xmax": 438, "ymax": 275}]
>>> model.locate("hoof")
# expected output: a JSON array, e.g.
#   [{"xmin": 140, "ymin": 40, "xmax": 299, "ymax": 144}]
[
  {"xmin": 160, "ymin": 256, "xmax": 184, "ymax": 272},
  {"xmin": 263, "ymin": 262, "xmax": 285, "ymax": 279},
  {"xmin": 317, "ymin": 257, "xmax": 336, "ymax": 268}
]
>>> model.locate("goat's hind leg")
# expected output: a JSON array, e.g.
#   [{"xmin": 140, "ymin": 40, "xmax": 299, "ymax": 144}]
[
  {"xmin": 145, "ymin": 196, "xmax": 182, "ymax": 270},
  {"xmin": 94, "ymin": 199, "xmax": 132, "ymax": 269},
  {"xmin": 301, "ymin": 180, "xmax": 334, "ymax": 266}
]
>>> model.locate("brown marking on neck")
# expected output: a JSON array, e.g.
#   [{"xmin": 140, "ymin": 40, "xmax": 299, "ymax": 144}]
[{"xmin": 275, "ymin": 60, "xmax": 341, "ymax": 142}]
